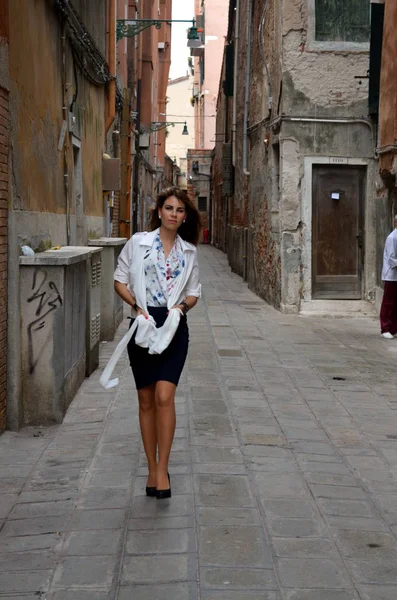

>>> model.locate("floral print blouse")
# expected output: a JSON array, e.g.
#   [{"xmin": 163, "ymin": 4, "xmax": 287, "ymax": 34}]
[{"xmin": 143, "ymin": 231, "xmax": 185, "ymax": 306}]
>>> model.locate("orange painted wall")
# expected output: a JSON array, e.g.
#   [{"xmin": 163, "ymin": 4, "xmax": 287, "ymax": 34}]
[{"xmin": 379, "ymin": 0, "xmax": 397, "ymax": 176}]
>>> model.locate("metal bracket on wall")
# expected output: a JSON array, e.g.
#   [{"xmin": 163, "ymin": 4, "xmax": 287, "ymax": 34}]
[{"xmin": 117, "ymin": 19, "xmax": 196, "ymax": 41}]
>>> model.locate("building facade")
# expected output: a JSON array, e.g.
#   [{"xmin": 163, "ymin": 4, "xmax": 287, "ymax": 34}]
[
  {"xmin": 0, "ymin": 0, "xmax": 9, "ymax": 432},
  {"xmin": 164, "ymin": 154, "xmax": 181, "ymax": 188},
  {"xmin": 213, "ymin": 0, "xmax": 377, "ymax": 314},
  {"xmin": 187, "ymin": 148, "xmax": 212, "ymax": 237},
  {"xmin": 166, "ymin": 74, "xmax": 195, "ymax": 166},
  {"xmin": 2, "ymin": 0, "xmax": 175, "ymax": 432},
  {"xmin": 6, "ymin": 0, "xmax": 112, "ymax": 430},
  {"xmin": 191, "ymin": 0, "xmax": 228, "ymax": 150},
  {"xmin": 372, "ymin": 0, "xmax": 397, "ymax": 309}
]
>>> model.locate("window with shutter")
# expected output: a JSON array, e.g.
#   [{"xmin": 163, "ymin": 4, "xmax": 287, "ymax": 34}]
[{"xmin": 315, "ymin": 0, "xmax": 370, "ymax": 43}]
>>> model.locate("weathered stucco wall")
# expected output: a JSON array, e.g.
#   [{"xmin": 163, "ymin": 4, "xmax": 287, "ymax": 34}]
[
  {"xmin": 7, "ymin": 0, "xmax": 107, "ymax": 431},
  {"xmin": 282, "ymin": 121, "xmax": 377, "ymax": 312},
  {"xmin": 216, "ymin": 0, "xmax": 375, "ymax": 313},
  {"xmin": 277, "ymin": 0, "xmax": 375, "ymax": 312},
  {"xmin": 9, "ymin": 0, "xmax": 106, "ymax": 247},
  {"xmin": 72, "ymin": 0, "xmax": 107, "ymax": 56},
  {"xmin": 245, "ymin": 0, "xmax": 283, "ymax": 306},
  {"xmin": 247, "ymin": 126, "xmax": 281, "ymax": 307},
  {"xmin": 283, "ymin": 0, "xmax": 369, "ymax": 116},
  {"xmin": 0, "ymin": 0, "xmax": 8, "ymax": 433},
  {"xmin": 9, "ymin": 2, "xmax": 64, "ymax": 217},
  {"xmin": 20, "ymin": 259, "xmax": 86, "ymax": 426}
]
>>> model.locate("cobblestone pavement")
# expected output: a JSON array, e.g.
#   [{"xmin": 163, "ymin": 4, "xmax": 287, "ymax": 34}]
[{"xmin": 1, "ymin": 245, "xmax": 397, "ymax": 600}]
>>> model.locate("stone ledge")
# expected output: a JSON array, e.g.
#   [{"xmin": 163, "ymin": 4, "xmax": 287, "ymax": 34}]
[
  {"xmin": 88, "ymin": 237, "xmax": 127, "ymax": 247},
  {"xmin": 20, "ymin": 246, "xmax": 102, "ymax": 266}
]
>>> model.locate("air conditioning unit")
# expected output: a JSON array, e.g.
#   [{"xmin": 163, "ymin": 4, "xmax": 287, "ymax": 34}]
[{"xmin": 158, "ymin": 42, "xmax": 166, "ymax": 51}]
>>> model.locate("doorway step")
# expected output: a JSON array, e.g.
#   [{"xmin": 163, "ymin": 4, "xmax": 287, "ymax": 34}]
[{"xmin": 300, "ymin": 300, "xmax": 376, "ymax": 318}]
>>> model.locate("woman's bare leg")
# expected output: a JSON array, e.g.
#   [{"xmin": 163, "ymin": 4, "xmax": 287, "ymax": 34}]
[
  {"xmin": 155, "ymin": 381, "xmax": 177, "ymax": 490},
  {"xmin": 137, "ymin": 384, "xmax": 157, "ymax": 487}
]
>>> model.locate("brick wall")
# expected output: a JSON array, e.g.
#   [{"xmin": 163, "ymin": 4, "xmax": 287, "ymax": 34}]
[{"xmin": 0, "ymin": 86, "xmax": 8, "ymax": 432}]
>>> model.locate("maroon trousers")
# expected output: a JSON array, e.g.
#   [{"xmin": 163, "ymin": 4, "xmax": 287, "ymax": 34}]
[{"xmin": 380, "ymin": 281, "xmax": 397, "ymax": 334}]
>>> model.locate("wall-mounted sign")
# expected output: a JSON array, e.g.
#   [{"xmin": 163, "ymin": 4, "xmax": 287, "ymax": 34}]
[{"xmin": 330, "ymin": 157, "xmax": 348, "ymax": 165}]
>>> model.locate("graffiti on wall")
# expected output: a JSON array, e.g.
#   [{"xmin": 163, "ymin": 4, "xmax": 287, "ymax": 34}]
[{"xmin": 27, "ymin": 269, "xmax": 63, "ymax": 373}]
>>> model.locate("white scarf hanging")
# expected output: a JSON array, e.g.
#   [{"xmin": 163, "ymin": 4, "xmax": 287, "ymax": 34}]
[
  {"xmin": 99, "ymin": 308, "xmax": 182, "ymax": 390},
  {"xmin": 100, "ymin": 230, "xmax": 199, "ymax": 390}
]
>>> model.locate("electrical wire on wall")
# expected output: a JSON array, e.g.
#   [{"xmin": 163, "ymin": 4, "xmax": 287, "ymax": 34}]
[
  {"xmin": 70, "ymin": 46, "xmax": 79, "ymax": 113},
  {"xmin": 54, "ymin": 0, "xmax": 111, "ymax": 86}
]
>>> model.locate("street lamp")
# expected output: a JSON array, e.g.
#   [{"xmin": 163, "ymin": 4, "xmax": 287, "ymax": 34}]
[
  {"xmin": 187, "ymin": 25, "xmax": 202, "ymax": 48},
  {"xmin": 150, "ymin": 121, "xmax": 189, "ymax": 135}
]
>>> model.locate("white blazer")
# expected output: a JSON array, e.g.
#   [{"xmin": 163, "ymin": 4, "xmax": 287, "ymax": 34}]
[
  {"xmin": 382, "ymin": 228, "xmax": 397, "ymax": 282},
  {"xmin": 114, "ymin": 228, "xmax": 201, "ymax": 311},
  {"xmin": 100, "ymin": 229, "xmax": 201, "ymax": 389}
]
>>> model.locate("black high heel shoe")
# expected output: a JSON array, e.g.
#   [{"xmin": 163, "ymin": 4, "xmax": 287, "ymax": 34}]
[
  {"xmin": 146, "ymin": 485, "xmax": 157, "ymax": 498},
  {"xmin": 156, "ymin": 473, "xmax": 171, "ymax": 500}
]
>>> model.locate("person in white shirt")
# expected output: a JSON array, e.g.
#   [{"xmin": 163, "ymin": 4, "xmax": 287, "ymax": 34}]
[
  {"xmin": 113, "ymin": 188, "xmax": 202, "ymax": 499},
  {"xmin": 380, "ymin": 215, "xmax": 397, "ymax": 339}
]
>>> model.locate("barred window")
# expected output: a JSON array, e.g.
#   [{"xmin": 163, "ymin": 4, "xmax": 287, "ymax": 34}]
[{"xmin": 315, "ymin": 0, "xmax": 370, "ymax": 43}]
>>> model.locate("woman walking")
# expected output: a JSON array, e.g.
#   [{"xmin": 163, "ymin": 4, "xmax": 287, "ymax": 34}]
[{"xmin": 112, "ymin": 187, "xmax": 201, "ymax": 499}]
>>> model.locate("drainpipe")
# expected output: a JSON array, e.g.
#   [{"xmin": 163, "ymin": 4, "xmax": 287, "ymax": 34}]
[
  {"xmin": 106, "ymin": 0, "xmax": 116, "ymax": 133},
  {"xmin": 243, "ymin": 0, "xmax": 253, "ymax": 176},
  {"xmin": 231, "ymin": 0, "xmax": 240, "ymax": 166}
]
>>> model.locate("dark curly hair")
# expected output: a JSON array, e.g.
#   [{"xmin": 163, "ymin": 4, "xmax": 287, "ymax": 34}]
[{"xmin": 150, "ymin": 187, "xmax": 202, "ymax": 246}]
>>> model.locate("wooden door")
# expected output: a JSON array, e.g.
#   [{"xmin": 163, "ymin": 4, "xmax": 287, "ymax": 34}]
[{"xmin": 312, "ymin": 165, "xmax": 365, "ymax": 299}]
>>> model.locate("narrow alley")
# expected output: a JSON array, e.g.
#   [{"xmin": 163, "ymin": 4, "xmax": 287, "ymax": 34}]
[{"xmin": 1, "ymin": 245, "xmax": 397, "ymax": 599}]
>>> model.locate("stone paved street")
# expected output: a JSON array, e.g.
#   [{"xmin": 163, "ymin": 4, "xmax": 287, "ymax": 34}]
[{"xmin": 1, "ymin": 245, "xmax": 397, "ymax": 600}]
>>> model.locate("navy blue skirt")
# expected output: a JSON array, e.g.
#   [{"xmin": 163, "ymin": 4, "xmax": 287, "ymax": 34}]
[{"xmin": 127, "ymin": 306, "xmax": 189, "ymax": 390}]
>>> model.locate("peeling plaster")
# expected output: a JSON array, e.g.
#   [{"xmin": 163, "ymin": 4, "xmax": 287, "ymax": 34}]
[
  {"xmin": 283, "ymin": 32, "xmax": 369, "ymax": 110},
  {"xmin": 283, "ymin": 0, "xmax": 307, "ymax": 35}
]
